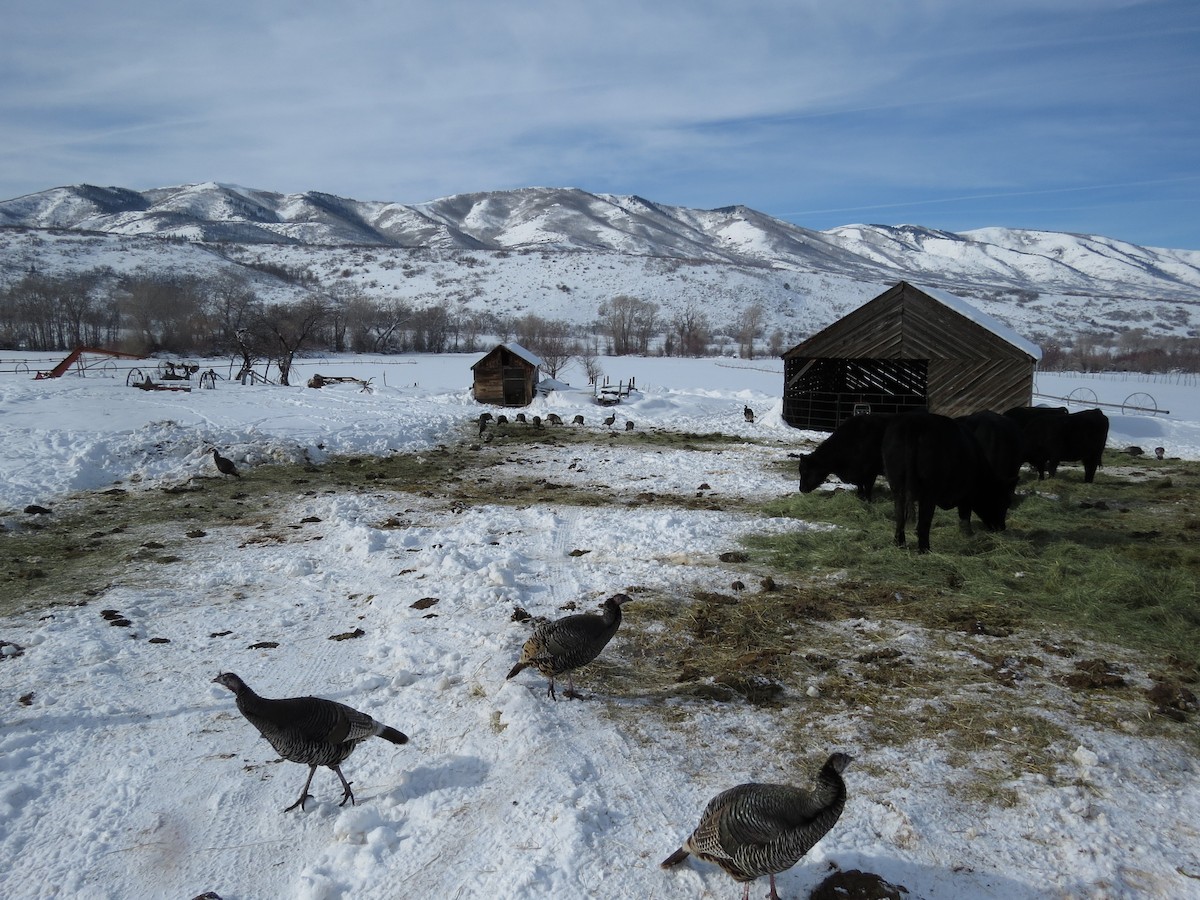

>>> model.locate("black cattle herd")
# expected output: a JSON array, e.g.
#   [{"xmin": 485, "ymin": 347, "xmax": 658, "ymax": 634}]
[{"xmin": 797, "ymin": 405, "xmax": 1111, "ymax": 552}]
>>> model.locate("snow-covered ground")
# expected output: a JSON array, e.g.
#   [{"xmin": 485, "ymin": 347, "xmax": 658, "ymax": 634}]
[{"xmin": 1, "ymin": 352, "xmax": 1198, "ymax": 900}]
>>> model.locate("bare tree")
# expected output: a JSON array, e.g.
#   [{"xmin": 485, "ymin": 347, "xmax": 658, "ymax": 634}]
[
  {"xmin": 515, "ymin": 314, "xmax": 575, "ymax": 378},
  {"xmin": 344, "ymin": 294, "xmax": 389, "ymax": 352},
  {"xmin": 767, "ymin": 328, "xmax": 786, "ymax": 357},
  {"xmin": 256, "ymin": 298, "xmax": 327, "ymax": 385},
  {"xmin": 410, "ymin": 304, "xmax": 451, "ymax": 352},
  {"xmin": 55, "ymin": 273, "xmax": 102, "ymax": 348},
  {"xmin": 579, "ymin": 339, "xmax": 604, "ymax": 384},
  {"xmin": 672, "ymin": 302, "xmax": 711, "ymax": 357},
  {"xmin": 461, "ymin": 310, "xmax": 494, "ymax": 353},
  {"xmin": 234, "ymin": 327, "xmax": 266, "ymax": 383},
  {"xmin": 733, "ymin": 303, "xmax": 766, "ymax": 359},
  {"xmin": 599, "ymin": 295, "xmax": 658, "ymax": 355},
  {"xmin": 323, "ymin": 284, "xmax": 364, "ymax": 353},
  {"xmin": 120, "ymin": 275, "xmax": 207, "ymax": 353},
  {"xmin": 208, "ymin": 273, "xmax": 262, "ymax": 355}
]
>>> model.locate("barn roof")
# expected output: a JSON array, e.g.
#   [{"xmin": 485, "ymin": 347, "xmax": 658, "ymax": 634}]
[
  {"xmin": 471, "ymin": 342, "xmax": 544, "ymax": 370},
  {"xmin": 784, "ymin": 281, "xmax": 1042, "ymax": 362},
  {"xmin": 916, "ymin": 284, "xmax": 1042, "ymax": 361}
]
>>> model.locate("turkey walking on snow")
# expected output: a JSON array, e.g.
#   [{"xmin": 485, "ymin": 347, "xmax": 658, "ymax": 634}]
[
  {"xmin": 505, "ymin": 593, "xmax": 631, "ymax": 700},
  {"xmin": 212, "ymin": 672, "xmax": 409, "ymax": 812},
  {"xmin": 210, "ymin": 448, "xmax": 240, "ymax": 478},
  {"xmin": 744, "ymin": 406, "xmax": 755, "ymax": 424},
  {"xmin": 661, "ymin": 752, "xmax": 851, "ymax": 900}
]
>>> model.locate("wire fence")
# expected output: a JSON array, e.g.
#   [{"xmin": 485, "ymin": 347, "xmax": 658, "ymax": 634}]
[{"xmin": 1039, "ymin": 369, "xmax": 1198, "ymax": 387}]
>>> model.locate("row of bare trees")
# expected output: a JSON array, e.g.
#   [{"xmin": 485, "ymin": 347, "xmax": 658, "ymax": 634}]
[
  {"xmin": 0, "ymin": 271, "xmax": 792, "ymax": 383},
  {"xmin": 1038, "ymin": 329, "xmax": 1200, "ymax": 373}
]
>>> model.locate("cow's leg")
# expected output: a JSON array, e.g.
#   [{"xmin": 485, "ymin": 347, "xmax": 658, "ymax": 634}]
[
  {"xmin": 958, "ymin": 502, "xmax": 974, "ymax": 536},
  {"xmin": 1083, "ymin": 458, "xmax": 1098, "ymax": 483},
  {"xmin": 892, "ymin": 493, "xmax": 907, "ymax": 547},
  {"xmin": 916, "ymin": 499, "xmax": 936, "ymax": 553},
  {"xmin": 862, "ymin": 471, "xmax": 879, "ymax": 502}
]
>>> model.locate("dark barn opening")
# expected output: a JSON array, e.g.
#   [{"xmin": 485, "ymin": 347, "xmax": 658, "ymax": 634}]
[{"xmin": 785, "ymin": 358, "xmax": 928, "ymax": 430}]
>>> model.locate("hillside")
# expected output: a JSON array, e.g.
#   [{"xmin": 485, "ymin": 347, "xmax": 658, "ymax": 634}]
[{"xmin": 2, "ymin": 183, "xmax": 1199, "ymax": 346}]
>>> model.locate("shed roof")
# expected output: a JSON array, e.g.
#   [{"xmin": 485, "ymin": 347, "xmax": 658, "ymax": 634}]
[
  {"xmin": 471, "ymin": 341, "xmax": 544, "ymax": 370},
  {"xmin": 784, "ymin": 281, "xmax": 1042, "ymax": 362},
  {"xmin": 916, "ymin": 284, "xmax": 1042, "ymax": 361}
]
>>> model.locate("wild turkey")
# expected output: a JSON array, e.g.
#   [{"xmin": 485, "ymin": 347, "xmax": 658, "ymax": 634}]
[
  {"xmin": 661, "ymin": 752, "xmax": 851, "ymax": 900},
  {"xmin": 210, "ymin": 448, "xmax": 240, "ymax": 478},
  {"xmin": 506, "ymin": 594, "xmax": 631, "ymax": 700},
  {"xmin": 624, "ymin": 420, "xmax": 635, "ymax": 431},
  {"xmin": 744, "ymin": 406, "xmax": 755, "ymax": 424},
  {"xmin": 572, "ymin": 414, "xmax": 585, "ymax": 426},
  {"xmin": 546, "ymin": 413, "xmax": 564, "ymax": 425},
  {"xmin": 603, "ymin": 412, "xmax": 617, "ymax": 428},
  {"xmin": 212, "ymin": 672, "xmax": 409, "ymax": 812},
  {"xmin": 515, "ymin": 413, "xmax": 528, "ymax": 424},
  {"xmin": 496, "ymin": 414, "xmax": 509, "ymax": 426},
  {"xmin": 532, "ymin": 415, "xmax": 543, "ymax": 429}
]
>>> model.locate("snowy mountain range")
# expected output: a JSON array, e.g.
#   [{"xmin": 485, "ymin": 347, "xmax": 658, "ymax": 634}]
[{"xmin": 2, "ymin": 182, "xmax": 1198, "ymax": 345}]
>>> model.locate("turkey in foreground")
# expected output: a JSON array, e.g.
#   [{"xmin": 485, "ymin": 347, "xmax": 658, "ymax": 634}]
[
  {"xmin": 212, "ymin": 672, "xmax": 409, "ymax": 812},
  {"xmin": 209, "ymin": 447, "xmax": 240, "ymax": 478},
  {"xmin": 505, "ymin": 593, "xmax": 631, "ymax": 700},
  {"xmin": 661, "ymin": 752, "xmax": 851, "ymax": 900}
]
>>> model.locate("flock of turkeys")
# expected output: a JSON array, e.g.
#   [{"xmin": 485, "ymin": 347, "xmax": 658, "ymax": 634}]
[{"xmin": 208, "ymin": 407, "xmax": 850, "ymax": 898}]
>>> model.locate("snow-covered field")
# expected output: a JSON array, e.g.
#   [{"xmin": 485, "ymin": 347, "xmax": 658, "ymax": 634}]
[{"xmin": 1, "ymin": 352, "xmax": 1198, "ymax": 900}]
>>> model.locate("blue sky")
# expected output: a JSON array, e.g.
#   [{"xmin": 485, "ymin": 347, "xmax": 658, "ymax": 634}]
[{"xmin": 2, "ymin": 0, "xmax": 1198, "ymax": 248}]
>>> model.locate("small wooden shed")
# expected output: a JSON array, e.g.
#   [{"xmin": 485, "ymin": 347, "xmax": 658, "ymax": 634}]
[
  {"xmin": 471, "ymin": 342, "xmax": 543, "ymax": 407},
  {"xmin": 781, "ymin": 281, "xmax": 1041, "ymax": 431}
]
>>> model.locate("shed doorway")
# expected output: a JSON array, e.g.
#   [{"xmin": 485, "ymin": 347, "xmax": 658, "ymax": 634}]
[{"xmin": 502, "ymin": 366, "xmax": 528, "ymax": 406}]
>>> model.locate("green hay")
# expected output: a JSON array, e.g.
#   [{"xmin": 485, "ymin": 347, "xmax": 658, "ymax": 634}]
[{"xmin": 754, "ymin": 458, "xmax": 1200, "ymax": 669}]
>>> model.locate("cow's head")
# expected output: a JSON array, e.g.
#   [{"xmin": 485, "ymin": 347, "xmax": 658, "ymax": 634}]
[
  {"xmin": 797, "ymin": 454, "xmax": 822, "ymax": 493},
  {"xmin": 978, "ymin": 476, "xmax": 1019, "ymax": 531}
]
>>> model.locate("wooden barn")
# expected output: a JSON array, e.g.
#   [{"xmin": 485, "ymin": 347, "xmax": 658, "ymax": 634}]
[
  {"xmin": 782, "ymin": 281, "xmax": 1041, "ymax": 431},
  {"xmin": 471, "ymin": 342, "xmax": 544, "ymax": 406}
]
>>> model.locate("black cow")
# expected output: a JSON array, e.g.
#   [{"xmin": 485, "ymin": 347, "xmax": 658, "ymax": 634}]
[
  {"xmin": 797, "ymin": 414, "xmax": 893, "ymax": 501},
  {"xmin": 1022, "ymin": 408, "xmax": 1110, "ymax": 483},
  {"xmin": 1003, "ymin": 404, "xmax": 1068, "ymax": 429},
  {"xmin": 1003, "ymin": 405, "xmax": 1067, "ymax": 477},
  {"xmin": 882, "ymin": 413, "xmax": 1013, "ymax": 553},
  {"xmin": 958, "ymin": 410, "xmax": 1026, "ymax": 483}
]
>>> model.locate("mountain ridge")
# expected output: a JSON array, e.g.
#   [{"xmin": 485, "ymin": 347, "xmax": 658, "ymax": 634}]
[{"xmin": 2, "ymin": 182, "xmax": 1198, "ymax": 346}]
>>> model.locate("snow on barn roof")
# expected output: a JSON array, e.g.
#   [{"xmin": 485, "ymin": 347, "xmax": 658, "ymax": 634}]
[
  {"xmin": 915, "ymin": 282, "xmax": 1043, "ymax": 362},
  {"xmin": 471, "ymin": 341, "xmax": 544, "ymax": 369},
  {"xmin": 503, "ymin": 341, "xmax": 544, "ymax": 368}
]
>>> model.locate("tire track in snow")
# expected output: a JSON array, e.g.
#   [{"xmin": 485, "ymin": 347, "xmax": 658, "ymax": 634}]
[{"xmin": 374, "ymin": 503, "xmax": 682, "ymax": 898}]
